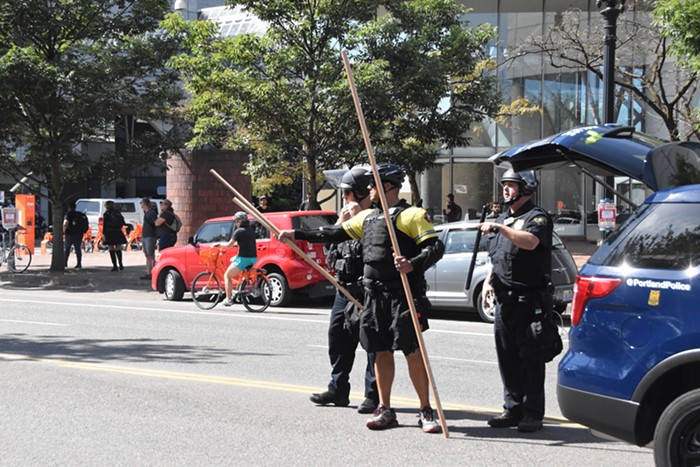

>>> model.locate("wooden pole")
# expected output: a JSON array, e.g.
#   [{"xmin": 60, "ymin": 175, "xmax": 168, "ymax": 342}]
[
  {"xmin": 341, "ymin": 50, "xmax": 449, "ymax": 437},
  {"xmin": 208, "ymin": 169, "xmax": 362, "ymax": 309}
]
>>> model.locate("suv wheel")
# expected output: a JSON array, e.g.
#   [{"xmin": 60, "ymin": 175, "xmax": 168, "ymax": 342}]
[
  {"xmin": 654, "ymin": 388, "xmax": 700, "ymax": 467},
  {"xmin": 266, "ymin": 272, "xmax": 292, "ymax": 307},
  {"xmin": 164, "ymin": 269, "xmax": 185, "ymax": 301}
]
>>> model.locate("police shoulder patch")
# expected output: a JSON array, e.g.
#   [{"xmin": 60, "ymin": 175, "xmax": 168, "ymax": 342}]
[{"xmin": 532, "ymin": 215, "xmax": 548, "ymax": 226}]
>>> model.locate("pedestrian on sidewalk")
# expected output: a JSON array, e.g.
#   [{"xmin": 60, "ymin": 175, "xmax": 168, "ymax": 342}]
[
  {"xmin": 103, "ymin": 201, "xmax": 127, "ymax": 271},
  {"xmin": 155, "ymin": 199, "xmax": 177, "ymax": 250},
  {"xmin": 63, "ymin": 201, "xmax": 87, "ymax": 269},
  {"xmin": 140, "ymin": 198, "xmax": 157, "ymax": 280}
]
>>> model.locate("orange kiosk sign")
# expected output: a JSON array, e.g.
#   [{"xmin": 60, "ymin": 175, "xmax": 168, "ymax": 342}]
[{"xmin": 15, "ymin": 194, "xmax": 36, "ymax": 254}]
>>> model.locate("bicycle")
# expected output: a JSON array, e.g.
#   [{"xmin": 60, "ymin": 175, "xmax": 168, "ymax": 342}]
[
  {"xmin": 190, "ymin": 246, "xmax": 272, "ymax": 312},
  {"xmin": 0, "ymin": 230, "xmax": 32, "ymax": 273}
]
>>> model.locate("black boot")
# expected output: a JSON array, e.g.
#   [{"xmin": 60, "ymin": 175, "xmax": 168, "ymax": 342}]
[
  {"xmin": 116, "ymin": 250, "xmax": 124, "ymax": 270},
  {"xmin": 109, "ymin": 251, "xmax": 118, "ymax": 271}
]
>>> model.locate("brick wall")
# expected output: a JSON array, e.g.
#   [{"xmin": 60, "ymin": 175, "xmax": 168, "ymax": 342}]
[{"xmin": 166, "ymin": 149, "xmax": 252, "ymax": 244}]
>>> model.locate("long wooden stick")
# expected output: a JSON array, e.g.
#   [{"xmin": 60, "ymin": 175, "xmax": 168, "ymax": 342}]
[
  {"xmin": 209, "ymin": 169, "xmax": 362, "ymax": 309},
  {"xmin": 341, "ymin": 50, "xmax": 448, "ymax": 437}
]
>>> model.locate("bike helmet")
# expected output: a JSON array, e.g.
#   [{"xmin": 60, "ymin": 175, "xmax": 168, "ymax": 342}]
[
  {"xmin": 234, "ymin": 211, "xmax": 248, "ymax": 221},
  {"xmin": 500, "ymin": 169, "xmax": 538, "ymax": 195},
  {"xmin": 376, "ymin": 162, "xmax": 406, "ymax": 187},
  {"xmin": 338, "ymin": 167, "xmax": 371, "ymax": 200}
]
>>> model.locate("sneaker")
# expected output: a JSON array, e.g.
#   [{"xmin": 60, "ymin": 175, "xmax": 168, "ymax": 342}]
[
  {"xmin": 418, "ymin": 406, "xmax": 441, "ymax": 433},
  {"xmin": 366, "ymin": 404, "xmax": 398, "ymax": 430},
  {"xmin": 487, "ymin": 411, "xmax": 522, "ymax": 428},
  {"xmin": 223, "ymin": 298, "xmax": 234, "ymax": 307},
  {"xmin": 517, "ymin": 416, "xmax": 543, "ymax": 433},
  {"xmin": 75, "ymin": 264, "xmax": 82, "ymax": 269},
  {"xmin": 309, "ymin": 391, "xmax": 350, "ymax": 407},
  {"xmin": 119, "ymin": 265, "xmax": 124, "ymax": 271},
  {"xmin": 357, "ymin": 397, "xmax": 379, "ymax": 414},
  {"xmin": 110, "ymin": 266, "xmax": 118, "ymax": 272}
]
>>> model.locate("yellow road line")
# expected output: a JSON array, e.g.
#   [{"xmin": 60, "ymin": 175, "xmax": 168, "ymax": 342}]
[{"xmin": 0, "ymin": 352, "xmax": 578, "ymax": 426}]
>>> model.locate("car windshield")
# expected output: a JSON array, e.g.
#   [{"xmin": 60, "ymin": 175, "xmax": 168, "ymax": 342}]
[{"xmin": 590, "ymin": 203, "xmax": 700, "ymax": 270}]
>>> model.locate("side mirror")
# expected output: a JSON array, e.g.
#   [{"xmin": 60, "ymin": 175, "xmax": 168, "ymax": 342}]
[{"xmin": 188, "ymin": 236, "xmax": 195, "ymax": 246}]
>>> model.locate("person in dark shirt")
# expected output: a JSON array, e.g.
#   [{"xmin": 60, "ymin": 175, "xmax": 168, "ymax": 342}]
[
  {"xmin": 479, "ymin": 169, "xmax": 553, "ymax": 434},
  {"xmin": 154, "ymin": 199, "xmax": 177, "ymax": 250},
  {"xmin": 443, "ymin": 193, "xmax": 462, "ymax": 222},
  {"xmin": 217, "ymin": 211, "xmax": 258, "ymax": 306},
  {"xmin": 140, "ymin": 198, "xmax": 158, "ymax": 279},
  {"xmin": 103, "ymin": 200, "xmax": 127, "ymax": 271},
  {"xmin": 63, "ymin": 201, "xmax": 83, "ymax": 269},
  {"xmin": 257, "ymin": 196, "xmax": 273, "ymax": 213}
]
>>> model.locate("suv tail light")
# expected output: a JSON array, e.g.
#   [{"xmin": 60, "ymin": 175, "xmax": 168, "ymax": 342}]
[
  {"xmin": 571, "ymin": 275, "xmax": 622, "ymax": 326},
  {"xmin": 98, "ymin": 217, "xmax": 103, "ymax": 227}
]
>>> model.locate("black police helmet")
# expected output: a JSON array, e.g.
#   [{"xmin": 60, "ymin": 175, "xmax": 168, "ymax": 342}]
[
  {"xmin": 500, "ymin": 169, "xmax": 538, "ymax": 195},
  {"xmin": 338, "ymin": 167, "xmax": 371, "ymax": 199},
  {"xmin": 376, "ymin": 162, "xmax": 406, "ymax": 187}
]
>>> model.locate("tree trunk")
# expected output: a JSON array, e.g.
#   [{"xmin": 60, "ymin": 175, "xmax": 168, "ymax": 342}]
[
  {"xmin": 50, "ymin": 201, "xmax": 65, "ymax": 272},
  {"xmin": 408, "ymin": 172, "xmax": 421, "ymax": 206}
]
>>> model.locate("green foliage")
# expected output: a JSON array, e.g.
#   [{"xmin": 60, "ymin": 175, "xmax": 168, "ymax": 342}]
[
  {"xmin": 0, "ymin": 0, "xmax": 184, "ymax": 270},
  {"xmin": 653, "ymin": 0, "xmax": 700, "ymax": 73},
  {"xmin": 167, "ymin": 0, "xmax": 501, "ymax": 201}
]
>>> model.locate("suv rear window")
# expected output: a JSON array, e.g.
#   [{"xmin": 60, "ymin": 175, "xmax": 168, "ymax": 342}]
[
  {"xmin": 590, "ymin": 203, "xmax": 700, "ymax": 270},
  {"xmin": 114, "ymin": 202, "xmax": 136, "ymax": 213}
]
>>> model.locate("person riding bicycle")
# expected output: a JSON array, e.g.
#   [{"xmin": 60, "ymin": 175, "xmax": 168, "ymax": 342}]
[{"xmin": 216, "ymin": 211, "xmax": 258, "ymax": 306}]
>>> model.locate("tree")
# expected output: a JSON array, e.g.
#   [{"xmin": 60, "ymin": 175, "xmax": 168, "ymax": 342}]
[
  {"xmin": 166, "ymin": 0, "xmax": 502, "ymax": 203},
  {"xmin": 654, "ymin": 0, "xmax": 700, "ymax": 73},
  {"xmin": 0, "ymin": 0, "xmax": 183, "ymax": 271},
  {"xmin": 511, "ymin": 5, "xmax": 700, "ymax": 141}
]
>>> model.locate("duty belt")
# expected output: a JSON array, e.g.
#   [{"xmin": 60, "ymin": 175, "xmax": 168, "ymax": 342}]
[
  {"xmin": 495, "ymin": 288, "xmax": 544, "ymax": 304},
  {"xmin": 362, "ymin": 278, "xmax": 403, "ymax": 293}
]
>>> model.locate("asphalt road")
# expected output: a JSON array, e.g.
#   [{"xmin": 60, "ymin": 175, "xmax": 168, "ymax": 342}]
[{"xmin": 0, "ymin": 279, "xmax": 653, "ymax": 466}]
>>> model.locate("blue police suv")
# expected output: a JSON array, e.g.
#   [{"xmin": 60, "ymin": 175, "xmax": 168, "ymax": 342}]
[{"xmin": 557, "ymin": 184, "xmax": 700, "ymax": 466}]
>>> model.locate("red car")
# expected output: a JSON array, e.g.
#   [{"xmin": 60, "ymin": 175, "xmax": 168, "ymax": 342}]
[{"xmin": 151, "ymin": 210, "xmax": 338, "ymax": 307}]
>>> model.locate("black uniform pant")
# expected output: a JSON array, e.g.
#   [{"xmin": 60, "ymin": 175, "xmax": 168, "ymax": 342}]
[
  {"xmin": 327, "ymin": 291, "xmax": 377, "ymax": 401},
  {"xmin": 64, "ymin": 233, "xmax": 83, "ymax": 266},
  {"xmin": 494, "ymin": 299, "xmax": 546, "ymax": 420}
]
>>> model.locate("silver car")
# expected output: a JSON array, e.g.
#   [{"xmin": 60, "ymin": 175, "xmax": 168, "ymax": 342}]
[{"xmin": 425, "ymin": 221, "xmax": 577, "ymax": 323}]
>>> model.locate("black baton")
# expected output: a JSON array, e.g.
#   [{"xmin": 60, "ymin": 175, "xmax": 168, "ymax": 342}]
[{"xmin": 466, "ymin": 204, "xmax": 488, "ymax": 291}]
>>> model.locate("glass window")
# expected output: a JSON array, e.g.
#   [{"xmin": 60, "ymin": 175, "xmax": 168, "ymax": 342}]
[
  {"xmin": 195, "ymin": 221, "xmax": 233, "ymax": 244},
  {"xmin": 592, "ymin": 204, "xmax": 700, "ymax": 269},
  {"xmin": 293, "ymin": 214, "xmax": 338, "ymax": 230},
  {"xmin": 443, "ymin": 229, "xmax": 487, "ymax": 254},
  {"xmin": 76, "ymin": 201, "xmax": 100, "ymax": 215},
  {"xmin": 114, "ymin": 202, "xmax": 136, "ymax": 213}
]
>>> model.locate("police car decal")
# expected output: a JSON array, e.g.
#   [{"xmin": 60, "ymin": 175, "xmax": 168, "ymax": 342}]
[{"xmin": 626, "ymin": 278, "xmax": 691, "ymax": 292}]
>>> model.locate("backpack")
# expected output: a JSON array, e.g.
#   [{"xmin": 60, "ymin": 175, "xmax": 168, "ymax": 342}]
[
  {"xmin": 75, "ymin": 212, "xmax": 89, "ymax": 234},
  {"xmin": 169, "ymin": 213, "xmax": 182, "ymax": 233}
]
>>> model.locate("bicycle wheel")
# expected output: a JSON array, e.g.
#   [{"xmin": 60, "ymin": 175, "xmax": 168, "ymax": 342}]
[
  {"xmin": 191, "ymin": 271, "xmax": 224, "ymax": 310},
  {"xmin": 8, "ymin": 244, "xmax": 32, "ymax": 273},
  {"xmin": 241, "ymin": 274, "xmax": 272, "ymax": 313}
]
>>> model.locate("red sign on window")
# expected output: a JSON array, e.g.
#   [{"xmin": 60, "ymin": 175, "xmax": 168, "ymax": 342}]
[{"xmin": 598, "ymin": 201, "xmax": 616, "ymax": 231}]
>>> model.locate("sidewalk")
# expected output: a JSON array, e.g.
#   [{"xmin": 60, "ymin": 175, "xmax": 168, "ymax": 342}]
[{"xmin": 0, "ymin": 248, "xmax": 154, "ymax": 291}]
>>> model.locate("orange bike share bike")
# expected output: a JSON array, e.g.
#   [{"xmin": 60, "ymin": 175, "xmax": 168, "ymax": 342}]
[{"xmin": 191, "ymin": 246, "xmax": 272, "ymax": 312}]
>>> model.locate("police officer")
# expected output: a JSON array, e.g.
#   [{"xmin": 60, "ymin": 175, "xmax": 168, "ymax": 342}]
[
  {"xmin": 309, "ymin": 167, "xmax": 379, "ymax": 414},
  {"xmin": 279, "ymin": 163, "xmax": 444, "ymax": 433},
  {"xmin": 479, "ymin": 169, "xmax": 553, "ymax": 433}
]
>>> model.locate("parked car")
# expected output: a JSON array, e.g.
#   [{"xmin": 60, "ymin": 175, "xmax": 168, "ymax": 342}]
[
  {"xmin": 151, "ymin": 210, "xmax": 338, "ymax": 307},
  {"xmin": 76, "ymin": 198, "xmax": 162, "ymax": 235},
  {"xmin": 425, "ymin": 220, "xmax": 578, "ymax": 323},
  {"xmin": 557, "ymin": 184, "xmax": 700, "ymax": 466}
]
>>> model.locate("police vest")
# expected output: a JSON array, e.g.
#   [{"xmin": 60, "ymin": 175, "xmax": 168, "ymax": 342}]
[
  {"xmin": 328, "ymin": 240, "xmax": 363, "ymax": 284},
  {"xmin": 361, "ymin": 201, "xmax": 420, "ymax": 265},
  {"xmin": 489, "ymin": 203, "xmax": 552, "ymax": 290}
]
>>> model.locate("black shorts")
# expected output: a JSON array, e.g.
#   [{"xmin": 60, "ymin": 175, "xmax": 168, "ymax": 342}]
[{"xmin": 359, "ymin": 288, "xmax": 429, "ymax": 355}]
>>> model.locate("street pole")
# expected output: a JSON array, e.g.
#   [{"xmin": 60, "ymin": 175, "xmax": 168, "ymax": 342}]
[{"xmin": 597, "ymin": 0, "xmax": 625, "ymax": 239}]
